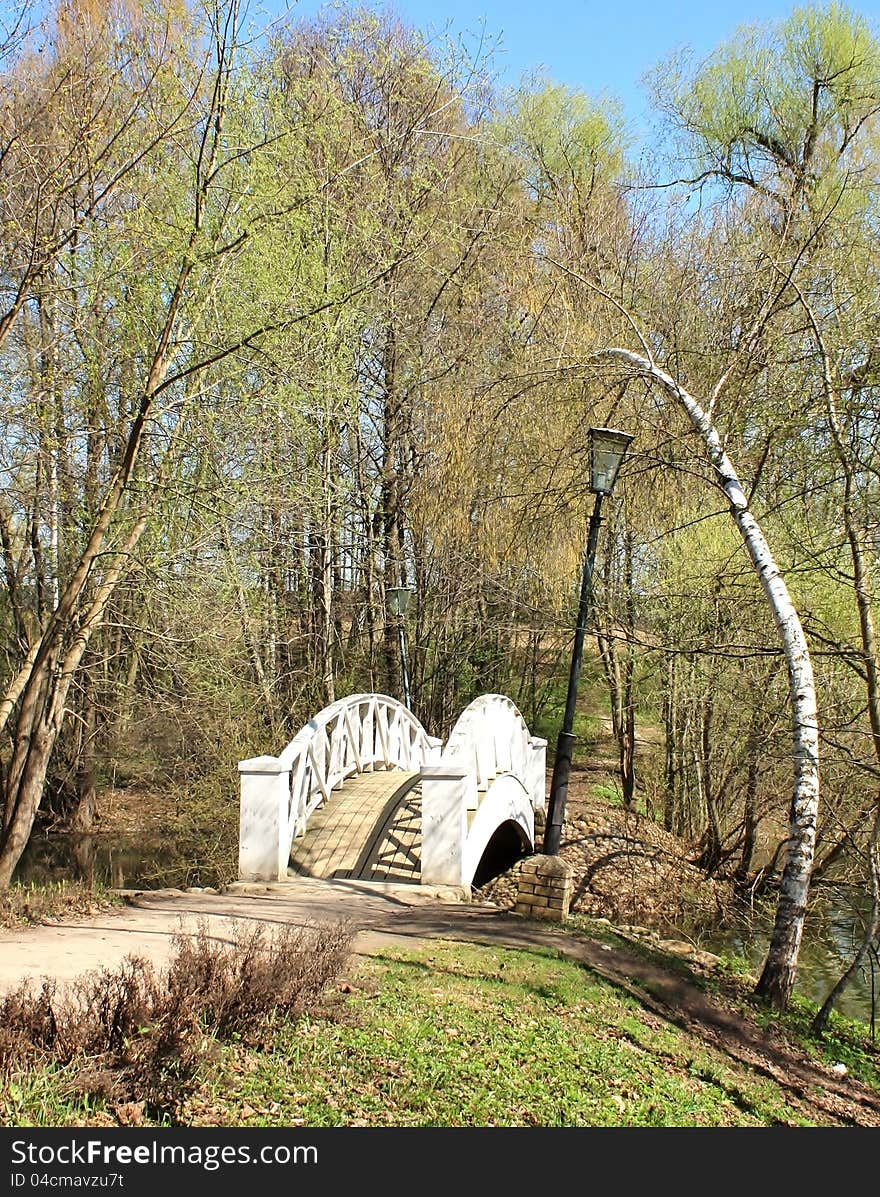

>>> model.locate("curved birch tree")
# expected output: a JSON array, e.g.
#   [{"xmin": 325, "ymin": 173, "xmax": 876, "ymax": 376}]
[{"xmin": 601, "ymin": 347, "xmax": 819, "ymax": 1011}]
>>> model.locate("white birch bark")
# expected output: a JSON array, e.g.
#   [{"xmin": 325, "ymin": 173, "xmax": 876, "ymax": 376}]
[{"xmin": 603, "ymin": 347, "xmax": 820, "ymax": 1009}]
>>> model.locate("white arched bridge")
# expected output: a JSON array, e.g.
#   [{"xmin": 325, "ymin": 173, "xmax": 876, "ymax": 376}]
[{"xmin": 238, "ymin": 693, "xmax": 547, "ymax": 890}]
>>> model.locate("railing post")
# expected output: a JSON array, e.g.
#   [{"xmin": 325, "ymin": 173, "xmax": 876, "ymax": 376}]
[
  {"xmin": 528, "ymin": 737, "xmax": 548, "ymax": 812},
  {"xmin": 493, "ymin": 701, "xmax": 513, "ymax": 772},
  {"xmin": 474, "ymin": 732, "xmax": 493, "ymax": 788},
  {"xmin": 362, "ymin": 700, "xmax": 375, "ymax": 771},
  {"xmin": 420, "ymin": 764, "xmax": 474, "ymax": 886},
  {"xmin": 238, "ymin": 755, "xmax": 291, "ymax": 882}
]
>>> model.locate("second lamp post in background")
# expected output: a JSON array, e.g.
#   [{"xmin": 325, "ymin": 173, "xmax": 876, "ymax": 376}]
[{"xmin": 543, "ymin": 426, "xmax": 634, "ymax": 856}]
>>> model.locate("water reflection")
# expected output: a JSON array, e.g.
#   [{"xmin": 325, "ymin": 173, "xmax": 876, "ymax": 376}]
[
  {"xmin": 12, "ymin": 831, "xmax": 222, "ymax": 891},
  {"xmin": 686, "ymin": 889, "xmax": 878, "ymax": 1026}
]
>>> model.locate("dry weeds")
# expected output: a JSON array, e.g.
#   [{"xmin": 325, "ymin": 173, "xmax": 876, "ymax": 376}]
[{"xmin": 0, "ymin": 918, "xmax": 352, "ymax": 1118}]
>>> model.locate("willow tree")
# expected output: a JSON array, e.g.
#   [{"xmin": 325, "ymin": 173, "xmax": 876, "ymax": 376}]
[{"xmin": 274, "ymin": 11, "xmax": 533, "ymax": 722}]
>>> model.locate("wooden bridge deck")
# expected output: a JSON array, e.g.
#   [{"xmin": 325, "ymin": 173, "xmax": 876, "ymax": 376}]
[{"xmin": 289, "ymin": 769, "xmax": 422, "ymax": 883}]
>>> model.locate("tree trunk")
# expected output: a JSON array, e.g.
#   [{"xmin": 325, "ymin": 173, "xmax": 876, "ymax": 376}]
[
  {"xmin": 662, "ymin": 649, "xmax": 676, "ymax": 832},
  {"xmin": 812, "ymin": 378, "xmax": 880, "ymax": 1027},
  {"xmin": 380, "ymin": 319, "xmax": 406, "ymax": 700},
  {"xmin": 319, "ymin": 434, "xmax": 336, "ymax": 705},
  {"xmin": 620, "ymin": 529, "xmax": 636, "ymax": 808},
  {"xmin": 696, "ymin": 693, "xmax": 724, "ymax": 873},
  {"xmin": 813, "ymin": 803, "xmax": 880, "ymax": 1034},
  {"xmin": 0, "ymin": 716, "xmax": 59, "ymax": 886},
  {"xmin": 737, "ymin": 725, "xmax": 761, "ymax": 889},
  {"xmin": 604, "ymin": 348, "xmax": 820, "ymax": 1010},
  {"xmin": 0, "ymin": 506, "xmax": 152, "ymax": 886},
  {"xmin": 71, "ymin": 668, "xmax": 98, "ymax": 834}
]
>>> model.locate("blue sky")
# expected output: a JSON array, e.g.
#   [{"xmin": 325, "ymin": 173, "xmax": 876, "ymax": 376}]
[{"xmin": 250, "ymin": 1, "xmax": 880, "ymax": 140}]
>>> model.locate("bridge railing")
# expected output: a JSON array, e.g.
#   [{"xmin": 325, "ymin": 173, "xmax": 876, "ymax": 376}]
[
  {"xmin": 421, "ymin": 693, "xmax": 547, "ymax": 886},
  {"xmin": 238, "ymin": 693, "xmax": 441, "ymax": 881},
  {"xmin": 435, "ymin": 693, "xmax": 547, "ymax": 810}
]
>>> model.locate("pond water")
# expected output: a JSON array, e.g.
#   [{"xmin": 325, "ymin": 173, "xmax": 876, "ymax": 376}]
[
  {"xmin": 12, "ymin": 833, "xmax": 878, "ymax": 1030},
  {"xmin": 672, "ymin": 889, "xmax": 878, "ymax": 1028},
  {"xmin": 11, "ymin": 830, "xmax": 225, "ymax": 892}
]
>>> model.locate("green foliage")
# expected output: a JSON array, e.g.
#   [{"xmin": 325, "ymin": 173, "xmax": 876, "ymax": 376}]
[
  {"xmin": 716, "ymin": 952, "xmax": 755, "ymax": 979},
  {"xmin": 529, "ymin": 661, "xmax": 605, "ymax": 746},
  {"xmin": 654, "ymin": 2, "xmax": 880, "ymax": 215},
  {"xmin": 748, "ymin": 990, "xmax": 880, "ymax": 1091},
  {"xmin": 591, "ymin": 781, "xmax": 625, "ymax": 805},
  {"xmin": 498, "ymin": 76, "xmax": 626, "ymax": 197},
  {"xmin": 25, "ymin": 938, "xmax": 854, "ymax": 1126}
]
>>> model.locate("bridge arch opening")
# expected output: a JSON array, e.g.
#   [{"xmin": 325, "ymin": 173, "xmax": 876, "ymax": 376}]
[{"xmin": 471, "ymin": 820, "xmax": 531, "ymax": 889}]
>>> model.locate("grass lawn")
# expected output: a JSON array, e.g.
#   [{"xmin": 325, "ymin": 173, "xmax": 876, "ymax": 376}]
[{"xmin": 178, "ymin": 942, "xmax": 861, "ymax": 1127}]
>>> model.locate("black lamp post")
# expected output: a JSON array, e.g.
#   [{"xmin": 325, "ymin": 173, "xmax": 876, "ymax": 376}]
[
  {"xmin": 385, "ymin": 584, "xmax": 413, "ymax": 708},
  {"xmin": 543, "ymin": 426, "xmax": 634, "ymax": 856}
]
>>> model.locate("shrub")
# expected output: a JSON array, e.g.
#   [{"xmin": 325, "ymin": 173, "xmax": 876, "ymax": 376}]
[{"xmin": 0, "ymin": 918, "xmax": 352, "ymax": 1118}]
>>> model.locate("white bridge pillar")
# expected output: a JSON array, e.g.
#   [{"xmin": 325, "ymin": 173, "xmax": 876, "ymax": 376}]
[
  {"xmin": 420, "ymin": 764, "xmax": 476, "ymax": 887},
  {"xmin": 238, "ymin": 755, "xmax": 290, "ymax": 882}
]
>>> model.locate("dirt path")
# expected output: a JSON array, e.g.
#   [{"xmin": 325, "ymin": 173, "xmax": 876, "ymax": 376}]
[
  {"xmin": 2, "ymin": 878, "xmax": 878, "ymax": 1126},
  {"xmin": 0, "ymin": 880, "xmax": 466, "ymax": 993}
]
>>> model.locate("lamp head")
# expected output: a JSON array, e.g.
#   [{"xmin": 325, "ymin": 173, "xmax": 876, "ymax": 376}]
[
  {"xmin": 590, "ymin": 426, "xmax": 634, "ymax": 495},
  {"xmin": 385, "ymin": 585, "xmax": 413, "ymax": 617}
]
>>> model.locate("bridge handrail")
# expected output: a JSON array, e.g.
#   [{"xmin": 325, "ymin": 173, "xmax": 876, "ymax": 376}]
[
  {"xmin": 438, "ymin": 693, "xmax": 547, "ymax": 809},
  {"xmin": 239, "ymin": 693, "xmax": 441, "ymax": 880}
]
